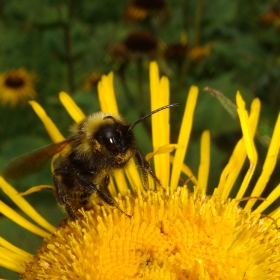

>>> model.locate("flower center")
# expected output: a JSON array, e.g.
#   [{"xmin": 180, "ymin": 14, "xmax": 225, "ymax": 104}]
[
  {"xmin": 132, "ymin": 0, "xmax": 166, "ymax": 10},
  {"xmin": 124, "ymin": 31, "xmax": 158, "ymax": 53},
  {"xmin": 5, "ymin": 76, "xmax": 25, "ymax": 88}
]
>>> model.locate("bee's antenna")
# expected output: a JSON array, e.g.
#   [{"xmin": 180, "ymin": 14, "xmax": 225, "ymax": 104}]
[{"xmin": 128, "ymin": 103, "xmax": 180, "ymax": 131}]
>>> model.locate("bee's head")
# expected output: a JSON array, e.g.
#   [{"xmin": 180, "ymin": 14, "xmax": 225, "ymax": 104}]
[
  {"xmin": 95, "ymin": 117, "xmax": 133, "ymax": 155},
  {"xmin": 84, "ymin": 103, "xmax": 180, "ymax": 156}
]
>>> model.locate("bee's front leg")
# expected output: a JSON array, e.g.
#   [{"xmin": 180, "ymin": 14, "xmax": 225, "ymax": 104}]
[
  {"xmin": 75, "ymin": 173, "xmax": 131, "ymax": 218},
  {"xmin": 101, "ymin": 175, "xmax": 111, "ymax": 196},
  {"xmin": 134, "ymin": 149, "xmax": 161, "ymax": 189}
]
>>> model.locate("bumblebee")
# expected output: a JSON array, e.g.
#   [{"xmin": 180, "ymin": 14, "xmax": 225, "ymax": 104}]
[{"xmin": 3, "ymin": 103, "xmax": 179, "ymax": 220}]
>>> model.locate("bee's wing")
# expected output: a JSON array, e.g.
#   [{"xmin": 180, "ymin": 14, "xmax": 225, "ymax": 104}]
[{"xmin": 2, "ymin": 135, "xmax": 78, "ymax": 179}]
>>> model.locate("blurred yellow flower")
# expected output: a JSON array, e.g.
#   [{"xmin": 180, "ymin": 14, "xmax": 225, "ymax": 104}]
[
  {"xmin": 189, "ymin": 45, "xmax": 211, "ymax": 61},
  {"xmin": 1, "ymin": 62, "xmax": 280, "ymax": 279},
  {"xmin": 0, "ymin": 68, "xmax": 37, "ymax": 106},
  {"xmin": 83, "ymin": 71, "xmax": 103, "ymax": 91},
  {"xmin": 123, "ymin": 0, "xmax": 168, "ymax": 22}
]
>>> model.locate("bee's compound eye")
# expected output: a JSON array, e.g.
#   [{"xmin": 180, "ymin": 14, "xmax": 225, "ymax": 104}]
[{"xmin": 103, "ymin": 130, "xmax": 119, "ymax": 152}]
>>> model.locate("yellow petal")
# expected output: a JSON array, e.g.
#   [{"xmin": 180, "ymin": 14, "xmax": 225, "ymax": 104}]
[
  {"xmin": 97, "ymin": 72, "xmax": 141, "ymax": 191},
  {"xmin": 198, "ymin": 130, "xmax": 210, "ymax": 194},
  {"xmin": 235, "ymin": 92, "xmax": 258, "ymax": 201},
  {"xmin": 245, "ymin": 113, "xmax": 280, "ymax": 210},
  {"xmin": 59, "ymin": 91, "xmax": 86, "ymax": 123},
  {"xmin": 150, "ymin": 62, "xmax": 171, "ymax": 186},
  {"xmin": 218, "ymin": 97, "xmax": 260, "ymax": 199},
  {"xmin": 170, "ymin": 156, "xmax": 198, "ymax": 186},
  {"xmin": 0, "ymin": 201, "xmax": 50, "ymax": 238},
  {"xmin": 218, "ymin": 139, "xmax": 244, "ymax": 199},
  {"xmin": 170, "ymin": 85, "xmax": 199, "ymax": 190},
  {"xmin": 253, "ymin": 183, "xmax": 280, "ymax": 215},
  {"xmin": 28, "ymin": 101, "xmax": 65, "ymax": 143},
  {"xmin": 146, "ymin": 144, "xmax": 179, "ymax": 162},
  {"xmin": 113, "ymin": 169, "xmax": 128, "ymax": 195},
  {"xmin": 0, "ymin": 177, "xmax": 55, "ymax": 233},
  {"xmin": 270, "ymin": 208, "xmax": 280, "ymax": 227},
  {"xmin": 125, "ymin": 159, "xmax": 143, "ymax": 191},
  {"xmin": 19, "ymin": 185, "xmax": 55, "ymax": 196},
  {"xmin": 97, "ymin": 72, "xmax": 118, "ymax": 114},
  {"xmin": 0, "ymin": 237, "xmax": 32, "ymax": 258},
  {"xmin": 0, "ymin": 248, "xmax": 28, "ymax": 264},
  {"xmin": 0, "ymin": 250, "xmax": 25, "ymax": 274}
]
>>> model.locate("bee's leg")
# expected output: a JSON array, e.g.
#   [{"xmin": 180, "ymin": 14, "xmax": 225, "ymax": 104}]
[
  {"xmin": 53, "ymin": 173, "xmax": 66, "ymax": 204},
  {"xmin": 75, "ymin": 174, "xmax": 131, "ymax": 218},
  {"xmin": 53, "ymin": 170, "xmax": 79, "ymax": 220},
  {"xmin": 134, "ymin": 149, "xmax": 161, "ymax": 189},
  {"xmin": 101, "ymin": 175, "xmax": 111, "ymax": 196},
  {"xmin": 65, "ymin": 203, "xmax": 79, "ymax": 220}
]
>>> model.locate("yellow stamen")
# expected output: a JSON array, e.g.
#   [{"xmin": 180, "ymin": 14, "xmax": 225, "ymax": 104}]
[
  {"xmin": 59, "ymin": 91, "xmax": 86, "ymax": 123},
  {"xmin": 19, "ymin": 188, "xmax": 280, "ymax": 279},
  {"xmin": 198, "ymin": 130, "xmax": 210, "ymax": 194},
  {"xmin": 170, "ymin": 85, "xmax": 198, "ymax": 190},
  {"xmin": 28, "ymin": 101, "xmax": 65, "ymax": 143},
  {"xmin": 0, "ymin": 201, "xmax": 50, "ymax": 238},
  {"xmin": 0, "ymin": 177, "xmax": 55, "ymax": 233}
]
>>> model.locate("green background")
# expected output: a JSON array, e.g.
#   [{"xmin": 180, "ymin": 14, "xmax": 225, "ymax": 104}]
[{"xmin": 1, "ymin": 0, "xmax": 280, "ymax": 278}]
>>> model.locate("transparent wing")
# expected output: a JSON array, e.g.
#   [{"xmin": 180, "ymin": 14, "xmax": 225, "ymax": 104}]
[{"xmin": 2, "ymin": 136, "xmax": 78, "ymax": 179}]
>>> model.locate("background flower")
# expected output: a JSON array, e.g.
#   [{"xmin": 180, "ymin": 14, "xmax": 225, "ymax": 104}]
[
  {"xmin": 1, "ymin": 1, "xmax": 280, "ymax": 278},
  {"xmin": 0, "ymin": 68, "xmax": 37, "ymax": 106}
]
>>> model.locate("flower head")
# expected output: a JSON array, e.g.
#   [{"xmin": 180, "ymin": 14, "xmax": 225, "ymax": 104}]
[
  {"xmin": 0, "ymin": 68, "xmax": 37, "ymax": 106},
  {"xmin": 123, "ymin": 0, "xmax": 168, "ymax": 21},
  {"xmin": 260, "ymin": 6, "xmax": 280, "ymax": 26},
  {"xmin": 1, "ymin": 62, "xmax": 280, "ymax": 279},
  {"xmin": 189, "ymin": 45, "xmax": 211, "ymax": 61},
  {"xmin": 83, "ymin": 71, "xmax": 103, "ymax": 91},
  {"xmin": 123, "ymin": 30, "xmax": 159, "ymax": 54}
]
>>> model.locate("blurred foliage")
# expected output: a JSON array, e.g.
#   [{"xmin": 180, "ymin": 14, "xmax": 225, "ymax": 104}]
[{"xmin": 1, "ymin": 0, "xmax": 280, "ymax": 278}]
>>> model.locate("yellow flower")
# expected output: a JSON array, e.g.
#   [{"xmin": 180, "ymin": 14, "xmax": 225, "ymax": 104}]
[
  {"xmin": 189, "ymin": 45, "xmax": 211, "ymax": 61},
  {"xmin": 1, "ymin": 62, "xmax": 280, "ymax": 279},
  {"xmin": 0, "ymin": 68, "xmax": 37, "ymax": 107},
  {"xmin": 123, "ymin": 30, "xmax": 159, "ymax": 54},
  {"xmin": 123, "ymin": 0, "xmax": 168, "ymax": 22},
  {"xmin": 83, "ymin": 72, "xmax": 103, "ymax": 91}
]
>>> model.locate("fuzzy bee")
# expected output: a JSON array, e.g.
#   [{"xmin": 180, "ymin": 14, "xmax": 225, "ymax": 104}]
[{"xmin": 3, "ymin": 104, "xmax": 179, "ymax": 220}]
